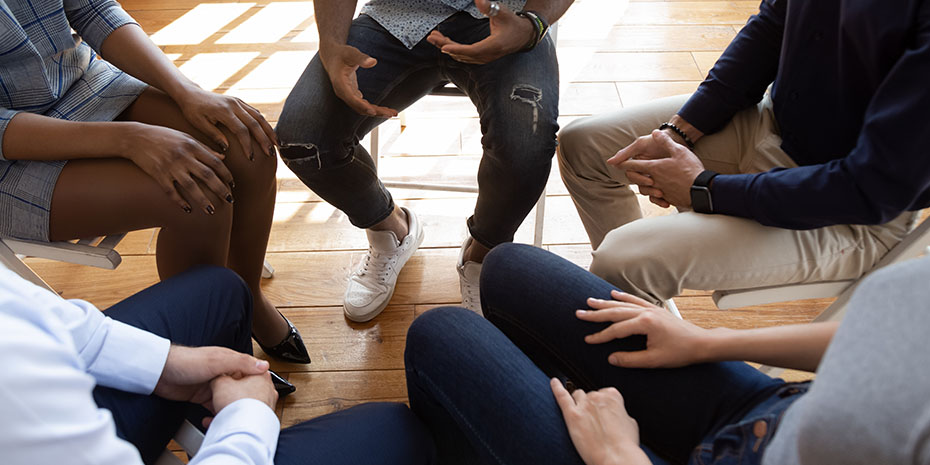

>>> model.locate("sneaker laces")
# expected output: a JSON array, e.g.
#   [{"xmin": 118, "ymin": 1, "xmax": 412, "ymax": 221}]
[
  {"xmin": 358, "ymin": 248, "xmax": 398, "ymax": 284},
  {"xmin": 461, "ymin": 279, "xmax": 481, "ymax": 311}
]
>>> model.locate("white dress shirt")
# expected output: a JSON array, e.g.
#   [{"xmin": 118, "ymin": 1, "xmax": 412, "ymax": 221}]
[{"xmin": 0, "ymin": 265, "xmax": 280, "ymax": 464}]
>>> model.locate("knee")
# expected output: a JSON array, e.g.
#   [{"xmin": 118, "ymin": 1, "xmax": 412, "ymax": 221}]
[
  {"xmin": 481, "ymin": 243, "xmax": 540, "ymax": 305},
  {"xmin": 189, "ymin": 265, "xmax": 253, "ymax": 331},
  {"xmin": 589, "ymin": 226, "xmax": 668, "ymax": 303},
  {"xmin": 405, "ymin": 307, "xmax": 482, "ymax": 367}
]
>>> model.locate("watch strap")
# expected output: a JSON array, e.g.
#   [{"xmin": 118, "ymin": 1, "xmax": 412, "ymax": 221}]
[{"xmin": 693, "ymin": 169, "xmax": 718, "ymax": 188}]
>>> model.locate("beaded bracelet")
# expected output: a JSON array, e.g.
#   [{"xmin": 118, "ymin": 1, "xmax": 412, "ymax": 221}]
[{"xmin": 659, "ymin": 122, "xmax": 696, "ymax": 149}]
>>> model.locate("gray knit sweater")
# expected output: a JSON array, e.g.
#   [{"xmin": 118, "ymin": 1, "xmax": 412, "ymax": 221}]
[{"xmin": 762, "ymin": 257, "xmax": 930, "ymax": 465}]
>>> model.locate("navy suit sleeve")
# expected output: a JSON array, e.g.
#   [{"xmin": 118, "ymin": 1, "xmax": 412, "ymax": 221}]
[
  {"xmin": 712, "ymin": 5, "xmax": 930, "ymax": 229},
  {"xmin": 677, "ymin": 0, "xmax": 786, "ymax": 134}
]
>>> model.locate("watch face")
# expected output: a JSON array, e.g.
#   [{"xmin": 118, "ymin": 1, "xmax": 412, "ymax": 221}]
[{"xmin": 690, "ymin": 186, "xmax": 713, "ymax": 214}]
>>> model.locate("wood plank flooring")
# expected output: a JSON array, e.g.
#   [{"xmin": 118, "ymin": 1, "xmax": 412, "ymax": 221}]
[{"xmin": 25, "ymin": 0, "xmax": 823, "ymax": 448}]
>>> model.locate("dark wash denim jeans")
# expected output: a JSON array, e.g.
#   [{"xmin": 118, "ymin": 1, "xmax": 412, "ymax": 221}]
[
  {"xmin": 93, "ymin": 266, "xmax": 435, "ymax": 465},
  {"xmin": 275, "ymin": 13, "xmax": 559, "ymax": 248},
  {"xmin": 404, "ymin": 244, "xmax": 808, "ymax": 465}
]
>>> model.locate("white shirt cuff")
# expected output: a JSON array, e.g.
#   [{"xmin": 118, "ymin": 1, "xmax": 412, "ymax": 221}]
[
  {"xmin": 201, "ymin": 398, "xmax": 280, "ymax": 458},
  {"xmin": 88, "ymin": 320, "xmax": 170, "ymax": 394}
]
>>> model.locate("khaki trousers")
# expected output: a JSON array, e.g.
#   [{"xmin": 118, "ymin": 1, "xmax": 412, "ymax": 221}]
[{"xmin": 557, "ymin": 94, "xmax": 915, "ymax": 304}]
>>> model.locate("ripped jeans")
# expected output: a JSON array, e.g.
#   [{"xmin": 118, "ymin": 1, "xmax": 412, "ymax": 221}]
[{"xmin": 275, "ymin": 12, "xmax": 559, "ymax": 248}]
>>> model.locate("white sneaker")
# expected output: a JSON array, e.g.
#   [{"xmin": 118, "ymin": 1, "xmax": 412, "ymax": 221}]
[
  {"xmin": 344, "ymin": 207, "xmax": 424, "ymax": 322},
  {"xmin": 457, "ymin": 237, "xmax": 483, "ymax": 315}
]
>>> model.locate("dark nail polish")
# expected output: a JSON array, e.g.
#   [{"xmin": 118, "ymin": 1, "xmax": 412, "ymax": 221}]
[
  {"xmin": 183, "ymin": 205, "xmax": 192, "ymax": 213},
  {"xmin": 206, "ymin": 205, "xmax": 215, "ymax": 215},
  {"xmin": 219, "ymin": 143, "xmax": 228, "ymax": 153},
  {"xmin": 226, "ymin": 193, "xmax": 234, "ymax": 203},
  {"xmin": 249, "ymin": 151, "xmax": 255, "ymax": 161},
  {"xmin": 268, "ymin": 145, "xmax": 276, "ymax": 157},
  {"xmin": 229, "ymin": 180, "xmax": 236, "ymax": 189}
]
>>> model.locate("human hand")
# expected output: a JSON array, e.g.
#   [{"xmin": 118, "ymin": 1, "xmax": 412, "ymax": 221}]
[
  {"xmin": 426, "ymin": 0, "xmax": 536, "ymax": 64},
  {"xmin": 319, "ymin": 44, "xmax": 398, "ymax": 118},
  {"xmin": 208, "ymin": 373, "xmax": 279, "ymax": 420},
  {"xmin": 175, "ymin": 86, "xmax": 277, "ymax": 160},
  {"xmin": 154, "ymin": 345, "xmax": 270, "ymax": 405},
  {"xmin": 123, "ymin": 123, "xmax": 236, "ymax": 214},
  {"xmin": 550, "ymin": 378, "xmax": 651, "ymax": 465},
  {"xmin": 607, "ymin": 129, "xmax": 705, "ymax": 208},
  {"xmin": 577, "ymin": 290, "xmax": 711, "ymax": 368}
]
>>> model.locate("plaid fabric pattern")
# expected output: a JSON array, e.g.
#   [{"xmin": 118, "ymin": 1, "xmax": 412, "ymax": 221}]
[
  {"xmin": 0, "ymin": 0, "xmax": 147, "ymax": 240},
  {"xmin": 361, "ymin": 0, "xmax": 526, "ymax": 49}
]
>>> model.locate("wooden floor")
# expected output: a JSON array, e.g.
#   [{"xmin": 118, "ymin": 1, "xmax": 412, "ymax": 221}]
[{"xmin": 26, "ymin": 0, "xmax": 823, "ymax": 441}]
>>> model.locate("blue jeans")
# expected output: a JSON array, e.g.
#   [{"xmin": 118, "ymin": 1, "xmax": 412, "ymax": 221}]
[
  {"xmin": 94, "ymin": 266, "xmax": 435, "ymax": 465},
  {"xmin": 275, "ymin": 13, "xmax": 559, "ymax": 248},
  {"xmin": 405, "ymin": 244, "xmax": 807, "ymax": 465}
]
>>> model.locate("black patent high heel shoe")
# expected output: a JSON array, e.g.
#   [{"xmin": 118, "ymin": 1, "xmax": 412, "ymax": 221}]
[
  {"xmin": 257, "ymin": 312, "xmax": 312, "ymax": 364},
  {"xmin": 270, "ymin": 370, "xmax": 296, "ymax": 396}
]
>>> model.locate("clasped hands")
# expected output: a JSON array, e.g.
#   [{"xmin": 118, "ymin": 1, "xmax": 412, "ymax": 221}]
[
  {"xmin": 607, "ymin": 129, "xmax": 705, "ymax": 209},
  {"xmin": 153, "ymin": 345, "xmax": 278, "ymax": 428}
]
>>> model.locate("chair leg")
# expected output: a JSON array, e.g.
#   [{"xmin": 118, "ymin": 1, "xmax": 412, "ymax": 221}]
[
  {"xmin": 665, "ymin": 298, "xmax": 683, "ymax": 319},
  {"xmin": 370, "ymin": 125, "xmax": 380, "ymax": 166},
  {"xmin": 262, "ymin": 259, "xmax": 275, "ymax": 279},
  {"xmin": 0, "ymin": 239, "xmax": 54, "ymax": 292},
  {"xmin": 533, "ymin": 187, "xmax": 546, "ymax": 248}
]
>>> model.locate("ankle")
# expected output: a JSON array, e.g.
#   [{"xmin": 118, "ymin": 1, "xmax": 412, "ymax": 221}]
[
  {"xmin": 371, "ymin": 207, "xmax": 409, "ymax": 240},
  {"xmin": 463, "ymin": 239, "xmax": 491, "ymax": 264}
]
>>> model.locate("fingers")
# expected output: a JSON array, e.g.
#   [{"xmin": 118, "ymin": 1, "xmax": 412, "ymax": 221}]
[
  {"xmin": 607, "ymin": 138, "xmax": 644, "ymax": 165},
  {"xmin": 242, "ymin": 102, "xmax": 278, "ymax": 150},
  {"xmin": 344, "ymin": 46, "xmax": 377, "ymax": 69},
  {"xmin": 158, "ymin": 176, "xmax": 191, "ymax": 213},
  {"xmin": 430, "ymin": 31, "xmax": 496, "ymax": 64},
  {"xmin": 652, "ymin": 128, "xmax": 681, "ymax": 151},
  {"xmin": 230, "ymin": 103, "xmax": 274, "ymax": 157},
  {"xmin": 216, "ymin": 109, "xmax": 256, "ymax": 161},
  {"xmin": 174, "ymin": 172, "xmax": 216, "ymax": 215},
  {"xmin": 608, "ymin": 350, "xmax": 654, "ymax": 368},
  {"xmin": 638, "ymin": 186, "xmax": 665, "ymax": 199},
  {"xmin": 585, "ymin": 319, "xmax": 645, "ymax": 344},
  {"xmin": 427, "ymin": 30, "xmax": 455, "ymax": 49},
  {"xmin": 550, "ymin": 378, "xmax": 576, "ymax": 414},
  {"xmin": 332, "ymin": 76, "xmax": 397, "ymax": 118},
  {"xmin": 650, "ymin": 195, "xmax": 671, "ymax": 208},
  {"xmin": 617, "ymin": 158, "xmax": 653, "ymax": 174},
  {"xmin": 212, "ymin": 348, "xmax": 271, "ymax": 377},
  {"xmin": 193, "ymin": 114, "xmax": 230, "ymax": 154},
  {"xmin": 576, "ymin": 307, "xmax": 642, "ymax": 324},
  {"xmin": 474, "ymin": 0, "xmax": 492, "ymax": 15},
  {"xmin": 610, "ymin": 290, "xmax": 658, "ymax": 308},
  {"xmin": 625, "ymin": 170, "xmax": 653, "ymax": 187},
  {"xmin": 202, "ymin": 417, "xmax": 214, "ymax": 429}
]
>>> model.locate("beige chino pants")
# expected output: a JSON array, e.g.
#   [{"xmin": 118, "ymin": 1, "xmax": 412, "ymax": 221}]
[{"xmin": 557, "ymin": 94, "xmax": 915, "ymax": 304}]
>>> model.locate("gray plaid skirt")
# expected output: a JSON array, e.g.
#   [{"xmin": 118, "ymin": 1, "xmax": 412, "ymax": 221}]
[{"xmin": 0, "ymin": 56, "xmax": 146, "ymax": 242}]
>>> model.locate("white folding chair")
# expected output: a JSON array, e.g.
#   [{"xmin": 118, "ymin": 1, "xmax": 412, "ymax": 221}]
[
  {"xmin": 1, "ymin": 233, "xmax": 276, "ymax": 291},
  {"xmin": 711, "ymin": 212, "xmax": 930, "ymax": 374},
  {"xmin": 368, "ymin": 25, "xmax": 559, "ymax": 248}
]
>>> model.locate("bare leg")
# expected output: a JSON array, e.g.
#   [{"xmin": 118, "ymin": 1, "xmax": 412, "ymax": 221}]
[{"xmin": 49, "ymin": 87, "xmax": 286, "ymax": 345}]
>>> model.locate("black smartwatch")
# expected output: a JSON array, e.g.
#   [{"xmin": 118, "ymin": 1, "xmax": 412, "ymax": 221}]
[{"xmin": 690, "ymin": 170, "xmax": 718, "ymax": 214}]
